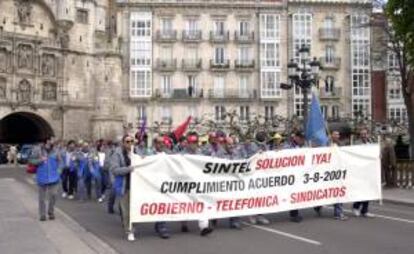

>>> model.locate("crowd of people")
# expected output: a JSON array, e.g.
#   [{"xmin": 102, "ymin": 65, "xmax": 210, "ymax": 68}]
[{"xmin": 29, "ymin": 127, "xmax": 398, "ymax": 242}]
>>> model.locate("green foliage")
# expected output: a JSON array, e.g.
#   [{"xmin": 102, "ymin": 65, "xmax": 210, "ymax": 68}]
[{"xmin": 386, "ymin": 0, "xmax": 414, "ymax": 66}]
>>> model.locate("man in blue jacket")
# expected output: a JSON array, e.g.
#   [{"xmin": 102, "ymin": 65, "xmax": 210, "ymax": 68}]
[{"xmin": 32, "ymin": 137, "xmax": 60, "ymax": 221}]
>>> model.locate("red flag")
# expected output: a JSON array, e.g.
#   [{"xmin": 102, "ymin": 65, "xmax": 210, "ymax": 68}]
[{"xmin": 173, "ymin": 116, "xmax": 192, "ymax": 140}]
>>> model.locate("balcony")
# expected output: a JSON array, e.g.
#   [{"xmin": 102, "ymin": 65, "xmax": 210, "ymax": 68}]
[
  {"xmin": 181, "ymin": 59, "xmax": 202, "ymax": 72},
  {"xmin": 208, "ymin": 89, "xmax": 257, "ymax": 101},
  {"xmin": 209, "ymin": 59, "xmax": 230, "ymax": 71},
  {"xmin": 234, "ymin": 31, "xmax": 254, "ymax": 43},
  {"xmin": 161, "ymin": 116, "xmax": 173, "ymax": 125},
  {"xmin": 155, "ymin": 30, "xmax": 177, "ymax": 42},
  {"xmin": 319, "ymin": 28, "xmax": 340, "ymax": 41},
  {"xmin": 320, "ymin": 57, "xmax": 341, "ymax": 70},
  {"xmin": 319, "ymin": 87, "xmax": 342, "ymax": 99},
  {"xmin": 155, "ymin": 58, "xmax": 177, "ymax": 72},
  {"xmin": 234, "ymin": 59, "xmax": 255, "ymax": 71},
  {"xmin": 155, "ymin": 88, "xmax": 203, "ymax": 101},
  {"xmin": 209, "ymin": 31, "xmax": 230, "ymax": 43},
  {"xmin": 182, "ymin": 30, "xmax": 202, "ymax": 42}
]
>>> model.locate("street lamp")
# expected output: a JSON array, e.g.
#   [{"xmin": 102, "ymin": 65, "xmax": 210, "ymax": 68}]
[{"xmin": 281, "ymin": 44, "xmax": 321, "ymax": 130}]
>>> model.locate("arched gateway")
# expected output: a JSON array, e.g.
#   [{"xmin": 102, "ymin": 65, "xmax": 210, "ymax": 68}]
[{"xmin": 0, "ymin": 112, "xmax": 54, "ymax": 144}]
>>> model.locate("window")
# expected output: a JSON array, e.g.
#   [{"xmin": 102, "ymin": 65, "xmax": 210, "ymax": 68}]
[
  {"xmin": 214, "ymin": 76, "xmax": 225, "ymax": 97},
  {"xmin": 260, "ymin": 14, "xmax": 279, "ymax": 39},
  {"xmin": 292, "ymin": 13, "xmax": 312, "ymax": 62},
  {"xmin": 325, "ymin": 76, "xmax": 335, "ymax": 93},
  {"xmin": 389, "ymin": 106, "xmax": 407, "ymax": 122},
  {"xmin": 137, "ymin": 105, "xmax": 147, "ymax": 120},
  {"xmin": 321, "ymin": 105, "xmax": 328, "ymax": 119},
  {"xmin": 352, "ymin": 69, "xmax": 370, "ymax": 96},
  {"xmin": 42, "ymin": 82, "xmax": 57, "ymax": 101},
  {"xmin": 240, "ymin": 106, "xmax": 250, "ymax": 122},
  {"xmin": 188, "ymin": 105, "xmax": 199, "ymax": 118},
  {"xmin": 161, "ymin": 18, "xmax": 173, "ymax": 33},
  {"xmin": 132, "ymin": 20, "xmax": 151, "ymax": 37},
  {"xmin": 332, "ymin": 105, "xmax": 340, "ymax": 119},
  {"xmin": 352, "ymin": 43, "xmax": 369, "ymax": 67},
  {"xmin": 214, "ymin": 47, "xmax": 225, "ymax": 64},
  {"xmin": 130, "ymin": 41, "xmax": 151, "ymax": 66},
  {"xmin": 295, "ymin": 98, "xmax": 304, "ymax": 117},
  {"xmin": 160, "ymin": 75, "xmax": 172, "ymax": 97},
  {"xmin": 388, "ymin": 52, "xmax": 399, "ymax": 71},
  {"xmin": 188, "ymin": 75, "xmax": 198, "ymax": 97},
  {"xmin": 261, "ymin": 71, "xmax": 280, "ymax": 97},
  {"xmin": 324, "ymin": 17, "xmax": 334, "ymax": 30},
  {"xmin": 264, "ymin": 106, "xmax": 274, "ymax": 121},
  {"xmin": 239, "ymin": 21, "xmax": 250, "ymax": 36},
  {"xmin": 130, "ymin": 70, "xmax": 151, "ymax": 97},
  {"xmin": 261, "ymin": 43, "xmax": 280, "ymax": 67},
  {"xmin": 214, "ymin": 20, "xmax": 225, "ymax": 35},
  {"xmin": 388, "ymin": 76, "xmax": 403, "ymax": 100},
  {"xmin": 76, "ymin": 9, "xmax": 88, "ymax": 24},
  {"xmin": 161, "ymin": 106, "xmax": 172, "ymax": 123},
  {"xmin": 351, "ymin": 15, "xmax": 370, "ymax": 39},
  {"xmin": 215, "ymin": 105, "xmax": 226, "ymax": 121},
  {"xmin": 239, "ymin": 47, "xmax": 250, "ymax": 63},
  {"xmin": 186, "ymin": 19, "xmax": 198, "ymax": 34},
  {"xmin": 352, "ymin": 98, "xmax": 370, "ymax": 117},
  {"xmin": 239, "ymin": 76, "xmax": 249, "ymax": 98},
  {"xmin": 325, "ymin": 46, "xmax": 335, "ymax": 63}
]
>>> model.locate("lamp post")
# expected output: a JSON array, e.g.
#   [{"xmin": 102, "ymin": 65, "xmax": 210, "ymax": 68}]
[{"xmin": 280, "ymin": 45, "xmax": 321, "ymax": 130}]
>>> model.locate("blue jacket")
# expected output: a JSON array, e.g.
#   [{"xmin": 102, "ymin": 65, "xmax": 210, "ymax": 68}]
[{"xmin": 35, "ymin": 151, "xmax": 60, "ymax": 186}]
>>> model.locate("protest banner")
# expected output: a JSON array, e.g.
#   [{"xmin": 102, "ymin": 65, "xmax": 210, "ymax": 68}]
[{"xmin": 130, "ymin": 145, "xmax": 381, "ymax": 223}]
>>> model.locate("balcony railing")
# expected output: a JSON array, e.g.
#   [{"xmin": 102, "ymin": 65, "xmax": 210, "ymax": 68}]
[
  {"xmin": 155, "ymin": 88, "xmax": 204, "ymax": 100},
  {"xmin": 181, "ymin": 59, "xmax": 202, "ymax": 71},
  {"xmin": 234, "ymin": 31, "xmax": 254, "ymax": 43},
  {"xmin": 155, "ymin": 30, "xmax": 177, "ymax": 42},
  {"xmin": 161, "ymin": 117, "xmax": 173, "ymax": 125},
  {"xmin": 155, "ymin": 58, "xmax": 177, "ymax": 71},
  {"xmin": 234, "ymin": 59, "xmax": 255, "ymax": 71},
  {"xmin": 209, "ymin": 31, "xmax": 230, "ymax": 43},
  {"xmin": 319, "ymin": 28, "xmax": 340, "ymax": 41},
  {"xmin": 182, "ymin": 30, "xmax": 202, "ymax": 42},
  {"xmin": 209, "ymin": 59, "xmax": 230, "ymax": 71},
  {"xmin": 208, "ymin": 89, "xmax": 257, "ymax": 100},
  {"xmin": 320, "ymin": 57, "xmax": 341, "ymax": 70},
  {"xmin": 319, "ymin": 87, "xmax": 342, "ymax": 98}
]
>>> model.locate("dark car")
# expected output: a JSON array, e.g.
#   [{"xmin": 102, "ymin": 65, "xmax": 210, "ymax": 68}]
[{"xmin": 17, "ymin": 145, "xmax": 34, "ymax": 164}]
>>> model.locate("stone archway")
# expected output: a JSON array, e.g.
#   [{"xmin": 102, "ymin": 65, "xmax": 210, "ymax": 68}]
[{"xmin": 0, "ymin": 112, "xmax": 54, "ymax": 144}]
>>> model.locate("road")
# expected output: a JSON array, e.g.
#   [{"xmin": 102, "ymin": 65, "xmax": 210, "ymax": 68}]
[{"xmin": 1, "ymin": 166, "xmax": 414, "ymax": 254}]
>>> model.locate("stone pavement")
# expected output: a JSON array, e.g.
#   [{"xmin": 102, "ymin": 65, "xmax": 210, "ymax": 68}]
[
  {"xmin": 382, "ymin": 187, "xmax": 414, "ymax": 207},
  {"xmin": 0, "ymin": 178, "xmax": 118, "ymax": 254}
]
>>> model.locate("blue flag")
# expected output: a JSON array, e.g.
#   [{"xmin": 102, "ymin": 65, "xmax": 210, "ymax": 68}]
[{"xmin": 305, "ymin": 93, "xmax": 329, "ymax": 146}]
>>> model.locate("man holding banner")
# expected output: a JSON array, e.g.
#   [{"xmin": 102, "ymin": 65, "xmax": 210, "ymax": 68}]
[{"xmin": 110, "ymin": 134, "xmax": 136, "ymax": 241}]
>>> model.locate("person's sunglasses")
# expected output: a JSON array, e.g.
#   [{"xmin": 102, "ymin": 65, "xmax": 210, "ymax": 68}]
[{"xmin": 124, "ymin": 140, "xmax": 133, "ymax": 144}]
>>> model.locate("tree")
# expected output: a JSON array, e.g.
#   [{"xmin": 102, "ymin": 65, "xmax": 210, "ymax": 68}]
[{"xmin": 375, "ymin": 0, "xmax": 414, "ymax": 158}]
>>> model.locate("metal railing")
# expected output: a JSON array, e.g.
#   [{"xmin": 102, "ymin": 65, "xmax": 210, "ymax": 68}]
[
  {"xmin": 209, "ymin": 59, "xmax": 230, "ymax": 70},
  {"xmin": 182, "ymin": 30, "xmax": 202, "ymax": 42},
  {"xmin": 209, "ymin": 31, "xmax": 230, "ymax": 42},
  {"xmin": 319, "ymin": 28, "xmax": 340, "ymax": 41},
  {"xmin": 181, "ymin": 59, "xmax": 202, "ymax": 71},
  {"xmin": 155, "ymin": 30, "xmax": 177, "ymax": 42},
  {"xmin": 155, "ymin": 88, "xmax": 203, "ymax": 100},
  {"xmin": 208, "ymin": 89, "xmax": 257, "ymax": 100},
  {"xmin": 320, "ymin": 57, "xmax": 341, "ymax": 70},
  {"xmin": 234, "ymin": 59, "xmax": 255, "ymax": 70},
  {"xmin": 319, "ymin": 87, "xmax": 342, "ymax": 98},
  {"xmin": 155, "ymin": 58, "xmax": 177, "ymax": 71},
  {"xmin": 234, "ymin": 31, "xmax": 254, "ymax": 43}
]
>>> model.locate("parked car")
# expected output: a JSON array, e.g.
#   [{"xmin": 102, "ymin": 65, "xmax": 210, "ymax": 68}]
[{"xmin": 17, "ymin": 145, "xmax": 34, "ymax": 164}]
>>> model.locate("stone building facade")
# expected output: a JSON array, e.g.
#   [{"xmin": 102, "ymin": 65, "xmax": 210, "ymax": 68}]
[{"xmin": 0, "ymin": 0, "xmax": 374, "ymax": 142}]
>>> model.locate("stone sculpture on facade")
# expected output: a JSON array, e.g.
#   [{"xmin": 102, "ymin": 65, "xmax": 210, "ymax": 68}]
[
  {"xmin": 17, "ymin": 79, "xmax": 31, "ymax": 103},
  {"xmin": 15, "ymin": 0, "xmax": 32, "ymax": 24},
  {"xmin": 18, "ymin": 44, "xmax": 33, "ymax": 69},
  {"xmin": 0, "ymin": 49, "xmax": 7, "ymax": 73},
  {"xmin": 42, "ymin": 54, "xmax": 55, "ymax": 76}
]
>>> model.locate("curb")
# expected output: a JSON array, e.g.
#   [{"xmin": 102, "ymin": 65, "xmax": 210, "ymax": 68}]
[{"xmin": 382, "ymin": 198, "xmax": 414, "ymax": 208}]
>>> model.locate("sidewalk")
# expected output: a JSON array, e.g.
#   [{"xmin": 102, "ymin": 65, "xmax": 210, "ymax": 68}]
[
  {"xmin": 0, "ymin": 178, "xmax": 118, "ymax": 254},
  {"xmin": 382, "ymin": 187, "xmax": 414, "ymax": 207}
]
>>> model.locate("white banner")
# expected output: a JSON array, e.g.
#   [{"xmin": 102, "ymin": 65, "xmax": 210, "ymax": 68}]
[{"xmin": 130, "ymin": 145, "xmax": 381, "ymax": 223}]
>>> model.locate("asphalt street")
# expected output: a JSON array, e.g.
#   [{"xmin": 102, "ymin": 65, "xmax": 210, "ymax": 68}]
[{"xmin": 1, "ymin": 166, "xmax": 414, "ymax": 254}]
